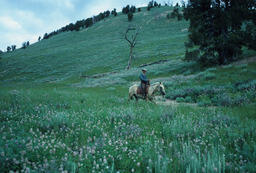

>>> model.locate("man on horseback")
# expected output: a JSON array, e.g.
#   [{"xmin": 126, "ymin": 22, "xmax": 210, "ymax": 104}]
[{"xmin": 139, "ymin": 68, "xmax": 150, "ymax": 99}]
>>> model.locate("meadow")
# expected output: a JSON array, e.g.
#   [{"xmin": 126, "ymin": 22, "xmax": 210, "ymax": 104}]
[{"xmin": 1, "ymin": 5, "xmax": 256, "ymax": 173}]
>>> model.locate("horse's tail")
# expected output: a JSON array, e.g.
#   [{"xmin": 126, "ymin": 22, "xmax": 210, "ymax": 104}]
[{"xmin": 128, "ymin": 85, "xmax": 138, "ymax": 100}]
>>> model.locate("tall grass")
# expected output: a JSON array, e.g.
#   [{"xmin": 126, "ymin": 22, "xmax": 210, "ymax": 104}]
[{"xmin": 1, "ymin": 87, "xmax": 256, "ymax": 172}]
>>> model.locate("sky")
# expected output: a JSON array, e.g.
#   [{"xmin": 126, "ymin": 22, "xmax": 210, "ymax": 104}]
[{"xmin": 0, "ymin": 0, "xmax": 181, "ymax": 51}]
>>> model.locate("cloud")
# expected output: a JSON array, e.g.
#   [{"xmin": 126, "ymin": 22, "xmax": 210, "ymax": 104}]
[
  {"xmin": 0, "ymin": 16, "xmax": 22, "ymax": 30},
  {"xmin": 63, "ymin": 0, "xmax": 75, "ymax": 10},
  {"xmin": 4, "ymin": 32, "xmax": 37, "ymax": 46},
  {"xmin": 81, "ymin": 0, "xmax": 116, "ymax": 18}
]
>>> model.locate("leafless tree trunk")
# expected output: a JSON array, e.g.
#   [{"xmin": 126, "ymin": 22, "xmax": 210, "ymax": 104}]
[{"xmin": 124, "ymin": 27, "xmax": 139, "ymax": 70}]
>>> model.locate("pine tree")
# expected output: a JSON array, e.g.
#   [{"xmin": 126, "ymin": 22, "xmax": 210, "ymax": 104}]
[
  {"xmin": 184, "ymin": 0, "xmax": 256, "ymax": 66},
  {"xmin": 43, "ymin": 33, "xmax": 49, "ymax": 39},
  {"xmin": 130, "ymin": 6, "xmax": 136, "ymax": 13},
  {"xmin": 11, "ymin": 45, "xmax": 16, "ymax": 51},
  {"xmin": 122, "ymin": 5, "xmax": 130, "ymax": 14},
  {"xmin": 111, "ymin": 9, "xmax": 117, "ymax": 16},
  {"xmin": 7, "ymin": 46, "xmax": 11, "ymax": 52},
  {"xmin": 21, "ymin": 42, "xmax": 27, "ymax": 49},
  {"xmin": 147, "ymin": 1, "xmax": 153, "ymax": 10}
]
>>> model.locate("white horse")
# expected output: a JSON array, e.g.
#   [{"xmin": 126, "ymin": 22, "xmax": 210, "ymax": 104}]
[{"xmin": 129, "ymin": 82, "xmax": 166, "ymax": 101}]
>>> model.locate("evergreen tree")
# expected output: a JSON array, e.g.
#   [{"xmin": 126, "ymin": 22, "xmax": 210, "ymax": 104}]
[
  {"xmin": 85, "ymin": 18, "xmax": 93, "ymax": 27},
  {"xmin": 67, "ymin": 23, "xmax": 75, "ymax": 31},
  {"xmin": 184, "ymin": 0, "xmax": 256, "ymax": 66},
  {"xmin": 111, "ymin": 9, "xmax": 117, "ymax": 16},
  {"xmin": 98, "ymin": 12, "xmax": 105, "ymax": 20},
  {"xmin": 104, "ymin": 10, "xmax": 110, "ymax": 17},
  {"xmin": 11, "ymin": 45, "xmax": 16, "ymax": 51},
  {"xmin": 147, "ymin": 1, "xmax": 153, "ymax": 10},
  {"xmin": 122, "ymin": 5, "xmax": 130, "ymax": 14},
  {"xmin": 170, "ymin": 5, "xmax": 182, "ymax": 20},
  {"xmin": 21, "ymin": 42, "xmax": 27, "ymax": 49},
  {"xmin": 7, "ymin": 46, "xmax": 11, "ymax": 52},
  {"xmin": 244, "ymin": 22, "xmax": 256, "ymax": 50},
  {"xmin": 130, "ymin": 6, "xmax": 136, "ymax": 13},
  {"xmin": 43, "ymin": 33, "xmax": 49, "ymax": 39},
  {"xmin": 38, "ymin": 36, "xmax": 41, "ymax": 41}
]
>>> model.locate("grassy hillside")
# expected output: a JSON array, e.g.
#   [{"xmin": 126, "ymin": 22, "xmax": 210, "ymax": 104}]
[
  {"xmin": 1, "ymin": 6, "xmax": 256, "ymax": 173},
  {"xmin": 0, "ymin": 6, "xmax": 188, "ymax": 84}
]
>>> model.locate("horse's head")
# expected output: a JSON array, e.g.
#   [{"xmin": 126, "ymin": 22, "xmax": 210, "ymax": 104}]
[{"xmin": 159, "ymin": 82, "xmax": 166, "ymax": 96}]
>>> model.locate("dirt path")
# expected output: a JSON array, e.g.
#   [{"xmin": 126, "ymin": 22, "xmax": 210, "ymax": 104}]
[
  {"xmin": 154, "ymin": 96, "xmax": 197, "ymax": 107},
  {"xmin": 155, "ymin": 97, "xmax": 218, "ymax": 111}
]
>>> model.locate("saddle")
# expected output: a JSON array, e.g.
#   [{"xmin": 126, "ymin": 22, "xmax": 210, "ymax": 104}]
[{"xmin": 137, "ymin": 84, "xmax": 149, "ymax": 96}]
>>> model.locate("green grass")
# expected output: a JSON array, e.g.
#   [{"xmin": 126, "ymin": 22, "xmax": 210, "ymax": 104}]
[
  {"xmin": 0, "ymin": 6, "xmax": 256, "ymax": 173},
  {"xmin": 1, "ymin": 86, "xmax": 256, "ymax": 172}
]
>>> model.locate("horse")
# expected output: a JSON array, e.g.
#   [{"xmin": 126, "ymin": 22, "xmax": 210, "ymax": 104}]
[{"xmin": 129, "ymin": 82, "xmax": 166, "ymax": 101}]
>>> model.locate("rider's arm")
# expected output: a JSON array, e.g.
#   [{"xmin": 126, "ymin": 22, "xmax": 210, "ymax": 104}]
[{"xmin": 140, "ymin": 74, "xmax": 148, "ymax": 82}]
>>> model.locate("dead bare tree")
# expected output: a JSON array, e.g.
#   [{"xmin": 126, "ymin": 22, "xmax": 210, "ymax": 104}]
[{"xmin": 124, "ymin": 26, "xmax": 140, "ymax": 70}]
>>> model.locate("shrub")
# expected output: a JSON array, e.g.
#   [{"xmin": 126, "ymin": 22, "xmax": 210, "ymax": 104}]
[
  {"xmin": 184, "ymin": 96, "xmax": 193, "ymax": 103},
  {"xmin": 212, "ymin": 93, "xmax": 233, "ymax": 107},
  {"xmin": 166, "ymin": 85, "xmax": 223, "ymax": 104},
  {"xmin": 235, "ymin": 80, "xmax": 256, "ymax": 91},
  {"xmin": 202, "ymin": 72, "xmax": 216, "ymax": 80},
  {"xmin": 197, "ymin": 95, "xmax": 212, "ymax": 106},
  {"xmin": 176, "ymin": 97, "xmax": 185, "ymax": 102},
  {"xmin": 232, "ymin": 94, "xmax": 249, "ymax": 106}
]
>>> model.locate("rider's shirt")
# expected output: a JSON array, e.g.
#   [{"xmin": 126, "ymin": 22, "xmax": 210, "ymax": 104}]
[{"xmin": 139, "ymin": 73, "xmax": 148, "ymax": 84}]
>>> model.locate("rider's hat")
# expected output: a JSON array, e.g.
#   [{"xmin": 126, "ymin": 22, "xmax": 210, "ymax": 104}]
[{"xmin": 142, "ymin": 68, "xmax": 147, "ymax": 72}]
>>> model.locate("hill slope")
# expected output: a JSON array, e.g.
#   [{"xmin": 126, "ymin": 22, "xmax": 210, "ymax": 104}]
[{"xmin": 0, "ymin": 7, "xmax": 189, "ymax": 84}]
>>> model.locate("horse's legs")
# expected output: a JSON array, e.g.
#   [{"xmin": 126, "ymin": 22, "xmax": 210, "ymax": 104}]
[
  {"xmin": 149, "ymin": 97, "xmax": 156, "ymax": 104},
  {"xmin": 134, "ymin": 94, "xmax": 138, "ymax": 101}
]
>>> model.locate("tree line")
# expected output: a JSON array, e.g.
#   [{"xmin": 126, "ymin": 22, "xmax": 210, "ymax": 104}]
[
  {"xmin": 42, "ymin": 9, "xmax": 116, "ymax": 40},
  {"xmin": 42, "ymin": 1, "xmax": 163, "ymax": 40}
]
